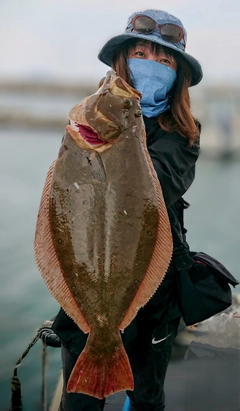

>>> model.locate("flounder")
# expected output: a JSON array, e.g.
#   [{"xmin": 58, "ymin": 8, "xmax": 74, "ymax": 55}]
[{"xmin": 34, "ymin": 71, "xmax": 172, "ymax": 399}]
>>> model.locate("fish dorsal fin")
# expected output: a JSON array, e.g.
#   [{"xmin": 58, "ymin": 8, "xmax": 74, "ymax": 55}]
[{"xmin": 34, "ymin": 160, "xmax": 90, "ymax": 333}]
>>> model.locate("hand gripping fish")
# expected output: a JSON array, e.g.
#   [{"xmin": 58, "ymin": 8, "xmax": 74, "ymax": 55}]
[{"xmin": 34, "ymin": 71, "xmax": 173, "ymax": 399}]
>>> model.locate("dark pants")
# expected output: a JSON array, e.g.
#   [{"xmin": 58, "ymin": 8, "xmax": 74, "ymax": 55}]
[{"xmin": 59, "ymin": 318, "xmax": 179, "ymax": 411}]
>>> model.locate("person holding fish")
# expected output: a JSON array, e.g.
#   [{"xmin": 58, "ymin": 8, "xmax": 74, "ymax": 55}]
[{"xmin": 42, "ymin": 8, "xmax": 203, "ymax": 411}]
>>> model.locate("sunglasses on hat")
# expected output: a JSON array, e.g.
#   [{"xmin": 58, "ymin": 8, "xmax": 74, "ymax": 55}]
[{"xmin": 128, "ymin": 15, "xmax": 186, "ymax": 50}]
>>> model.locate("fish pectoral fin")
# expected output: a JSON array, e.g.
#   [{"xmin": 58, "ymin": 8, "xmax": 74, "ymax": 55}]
[
  {"xmin": 67, "ymin": 332, "xmax": 134, "ymax": 398},
  {"xmin": 87, "ymin": 152, "xmax": 106, "ymax": 182}
]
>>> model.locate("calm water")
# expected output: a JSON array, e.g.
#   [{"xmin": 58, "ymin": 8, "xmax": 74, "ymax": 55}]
[{"xmin": 0, "ymin": 129, "xmax": 239, "ymax": 410}]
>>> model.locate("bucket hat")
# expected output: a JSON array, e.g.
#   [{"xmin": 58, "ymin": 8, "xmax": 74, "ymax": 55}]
[{"xmin": 98, "ymin": 9, "xmax": 203, "ymax": 86}]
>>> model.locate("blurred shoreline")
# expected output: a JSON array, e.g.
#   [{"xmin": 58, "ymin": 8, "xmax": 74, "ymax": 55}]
[
  {"xmin": 0, "ymin": 79, "xmax": 96, "ymax": 97},
  {"xmin": 0, "ymin": 79, "xmax": 96, "ymax": 131},
  {"xmin": 1, "ymin": 79, "xmax": 240, "ymax": 160}
]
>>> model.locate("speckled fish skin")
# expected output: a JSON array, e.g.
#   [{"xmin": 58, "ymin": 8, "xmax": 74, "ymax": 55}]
[{"xmin": 34, "ymin": 71, "xmax": 173, "ymax": 399}]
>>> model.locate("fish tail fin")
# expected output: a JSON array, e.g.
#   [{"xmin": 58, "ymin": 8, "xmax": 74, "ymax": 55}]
[{"xmin": 67, "ymin": 334, "xmax": 134, "ymax": 399}]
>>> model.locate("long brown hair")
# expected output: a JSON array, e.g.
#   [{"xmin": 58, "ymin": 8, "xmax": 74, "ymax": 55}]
[{"xmin": 112, "ymin": 39, "xmax": 200, "ymax": 145}]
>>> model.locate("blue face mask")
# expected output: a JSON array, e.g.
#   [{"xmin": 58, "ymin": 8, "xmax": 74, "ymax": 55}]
[{"xmin": 128, "ymin": 59, "xmax": 177, "ymax": 118}]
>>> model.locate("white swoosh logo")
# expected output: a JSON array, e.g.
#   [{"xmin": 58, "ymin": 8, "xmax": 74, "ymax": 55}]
[{"xmin": 152, "ymin": 333, "xmax": 171, "ymax": 345}]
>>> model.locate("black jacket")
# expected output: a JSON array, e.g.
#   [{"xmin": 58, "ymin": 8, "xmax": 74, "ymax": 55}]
[
  {"xmin": 139, "ymin": 117, "xmax": 199, "ymax": 324},
  {"xmin": 52, "ymin": 117, "xmax": 200, "ymax": 345}
]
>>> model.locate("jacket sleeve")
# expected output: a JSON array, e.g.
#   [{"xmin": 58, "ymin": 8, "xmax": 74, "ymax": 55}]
[{"xmin": 148, "ymin": 133, "xmax": 200, "ymax": 208}]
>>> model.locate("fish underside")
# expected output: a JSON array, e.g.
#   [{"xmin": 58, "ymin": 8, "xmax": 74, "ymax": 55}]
[{"xmin": 34, "ymin": 71, "xmax": 173, "ymax": 399}]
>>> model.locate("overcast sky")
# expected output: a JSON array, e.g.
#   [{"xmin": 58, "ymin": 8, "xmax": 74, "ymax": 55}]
[{"xmin": 0, "ymin": 0, "xmax": 239, "ymax": 86}]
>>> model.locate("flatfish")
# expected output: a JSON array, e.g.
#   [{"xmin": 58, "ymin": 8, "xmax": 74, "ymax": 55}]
[{"xmin": 34, "ymin": 71, "xmax": 172, "ymax": 399}]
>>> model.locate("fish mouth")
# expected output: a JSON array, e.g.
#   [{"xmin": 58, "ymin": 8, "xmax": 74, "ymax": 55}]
[{"xmin": 70, "ymin": 121, "xmax": 106, "ymax": 146}]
